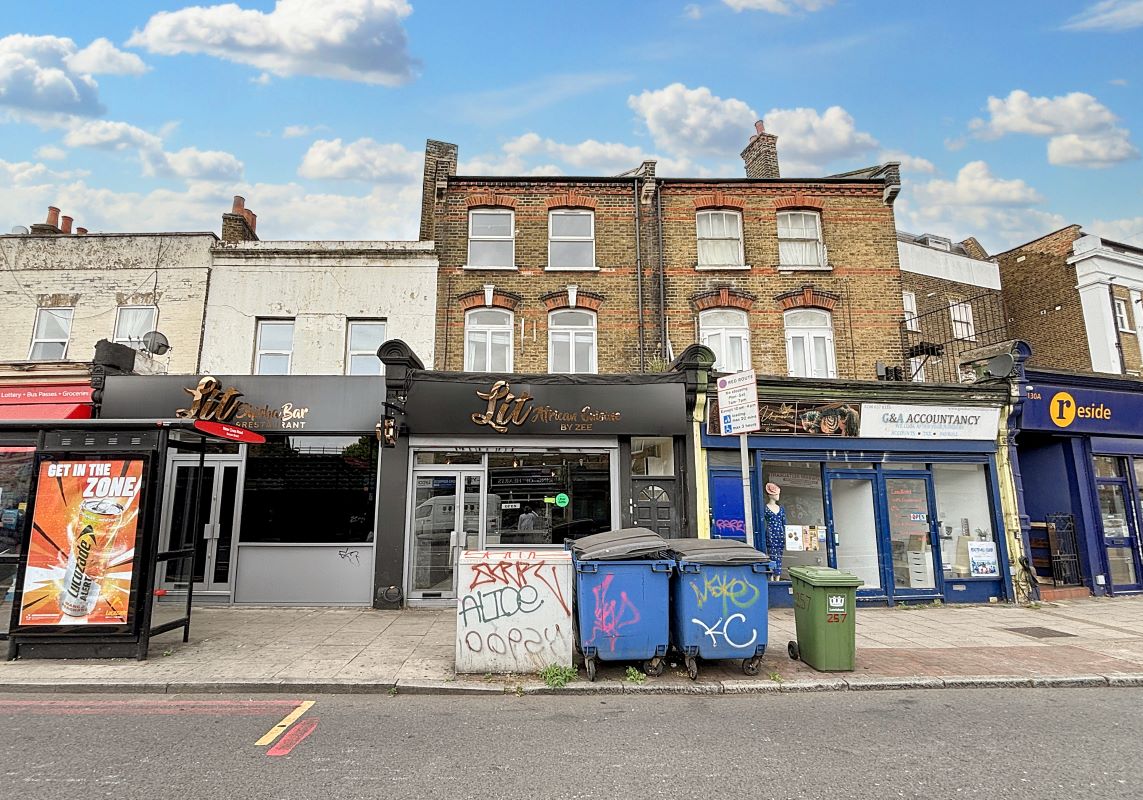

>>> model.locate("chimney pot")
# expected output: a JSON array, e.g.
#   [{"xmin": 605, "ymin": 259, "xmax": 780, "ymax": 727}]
[
  {"xmin": 76, "ymin": 227, "xmax": 88, "ymax": 236},
  {"xmin": 60, "ymin": 216, "xmax": 73, "ymax": 234},
  {"xmin": 242, "ymin": 209, "xmax": 257, "ymax": 233},
  {"xmin": 231, "ymin": 195, "xmax": 245, "ymax": 214},
  {"xmin": 754, "ymin": 120, "xmax": 766, "ymax": 135},
  {"xmin": 46, "ymin": 206, "xmax": 60, "ymax": 227}
]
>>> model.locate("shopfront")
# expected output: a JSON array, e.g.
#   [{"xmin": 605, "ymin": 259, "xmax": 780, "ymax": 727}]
[
  {"xmin": 376, "ymin": 342, "xmax": 706, "ymax": 606},
  {"xmin": 704, "ymin": 382, "xmax": 1012, "ymax": 606},
  {"xmin": 99, "ymin": 374, "xmax": 385, "ymax": 605},
  {"xmin": 1016, "ymin": 370, "xmax": 1143, "ymax": 595}
]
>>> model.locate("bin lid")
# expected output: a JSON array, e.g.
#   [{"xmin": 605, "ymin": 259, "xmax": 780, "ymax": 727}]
[
  {"xmin": 666, "ymin": 538, "xmax": 769, "ymax": 565},
  {"xmin": 570, "ymin": 527, "xmax": 667, "ymax": 561},
  {"xmin": 787, "ymin": 565, "xmax": 864, "ymax": 587}
]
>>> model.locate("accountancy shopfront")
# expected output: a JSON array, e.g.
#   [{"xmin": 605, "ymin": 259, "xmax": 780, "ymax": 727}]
[
  {"xmin": 374, "ymin": 342, "xmax": 708, "ymax": 606},
  {"xmin": 704, "ymin": 377, "xmax": 1013, "ymax": 607},
  {"xmin": 99, "ymin": 373, "xmax": 385, "ymax": 605},
  {"xmin": 1015, "ymin": 370, "xmax": 1143, "ymax": 595}
]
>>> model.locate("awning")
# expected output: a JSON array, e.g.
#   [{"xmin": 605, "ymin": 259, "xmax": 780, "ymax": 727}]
[
  {"xmin": 0, "ymin": 382, "xmax": 94, "ymax": 420},
  {"xmin": 0, "ymin": 402, "xmax": 92, "ymax": 420}
]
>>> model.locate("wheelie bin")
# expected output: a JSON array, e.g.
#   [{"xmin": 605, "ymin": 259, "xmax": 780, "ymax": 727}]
[
  {"xmin": 668, "ymin": 539, "xmax": 771, "ymax": 680},
  {"xmin": 569, "ymin": 528, "xmax": 673, "ymax": 681},
  {"xmin": 786, "ymin": 565, "xmax": 862, "ymax": 671}
]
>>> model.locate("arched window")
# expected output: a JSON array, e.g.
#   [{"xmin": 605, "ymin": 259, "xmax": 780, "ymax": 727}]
[
  {"xmin": 699, "ymin": 309, "xmax": 750, "ymax": 373},
  {"xmin": 548, "ymin": 210, "xmax": 595, "ymax": 270},
  {"xmin": 548, "ymin": 309, "xmax": 597, "ymax": 374},
  {"xmin": 696, "ymin": 210, "xmax": 744, "ymax": 268},
  {"xmin": 777, "ymin": 210, "xmax": 825, "ymax": 268},
  {"xmin": 465, "ymin": 308, "xmax": 513, "ymax": 371},
  {"xmin": 784, "ymin": 308, "xmax": 836, "ymax": 378}
]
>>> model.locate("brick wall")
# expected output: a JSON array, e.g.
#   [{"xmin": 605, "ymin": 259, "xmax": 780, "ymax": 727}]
[
  {"xmin": 901, "ymin": 271, "xmax": 1007, "ymax": 380},
  {"xmin": 1112, "ymin": 284, "xmax": 1142, "ymax": 374}
]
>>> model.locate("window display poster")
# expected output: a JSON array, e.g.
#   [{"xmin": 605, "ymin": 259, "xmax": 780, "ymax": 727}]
[
  {"xmin": 785, "ymin": 525, "xmax": 805, "ymax": 552},
  {"xmin": 967, "ymin": 541, "xmax": 999, "ymax": 577},
  {"xmin": 19, "ymin": 459, "xmax": 144, "ymax": 626}
]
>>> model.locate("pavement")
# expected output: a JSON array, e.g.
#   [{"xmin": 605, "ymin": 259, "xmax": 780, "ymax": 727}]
[{"xmin": 3, "ymin": 596, "xmax": 1143, "ymax": 694}]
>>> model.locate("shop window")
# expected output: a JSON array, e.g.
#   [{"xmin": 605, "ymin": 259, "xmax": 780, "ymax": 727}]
[
  {"xmin": 632, "ymin": 437, "xmax": 674, "ymax": 476},
  {"xmin": 464, "ymin": 308, "xmax": 513, "ymax": 372},
  {"xmin": 784, "ymin": 308, "xmax": 836, "ymax": 378},
  {"xmin": 902, "ymin": 291, "xmax": 919, "ymax": 332},
  {"xmin": 467, "ymin": 209, "xmax": 515, "ymax": 269},
  {"xmin": 707, "ymin": 450, "xmax": 742, "ymax": 468},
  {"xmin": 414, "ymin": 451, "xmax": 484, "ymax": 466},
  {"xmin": 486, "ymin": 452, "xmax": 611, "ymax": 547},
  {"xmin": 548, "ymin": 210, "xmax": 595, "ymax": 270},
  {"xmin": 949, "ymin": 297, "xmax": 976, "ymax": 341},
  {"xmin": 0, "ymin": 445, "xmax": 35, "ymax": 638},
  {"xmin": 932, "ymin": 464, "xmax": 997, "ymax": 579},
  {"xmin": 113, "ymin": 305, "xmax": 157, "ymax": 348},
  {"xmin": 239, "ymin": 435, "xmax": 378, "ymax": 544},
  {"xmin": 762, "ymin": 460, "xmax": 827, "ymax": 578},
  {"xmin": 699, "ymin": 309, "xmax": 750, "ymax": 373},
  {"xmin": 777, "ymin": 210, "xmax": 825, "ymax": 269},
  {"xmin": 696, "ymin": 210, "xmax": 744, "ymax": 268},
  {"xmin": 29, "ymin": 307, "xmax": 73, "ymax": 361},
  {"xmin": 549, "ymin": 309, "xmax": 597, "ymax": 374},
  {"xmin": 1093, "ymin": 455, "xmax": 1125, "ymax": 478},
  {"xmin": 346, "ymin": 320, "xmax": 387, "ymax": 375},
  {"xmin": 255, "ymin": 319, "xmax": 294, "ymax": 375}
]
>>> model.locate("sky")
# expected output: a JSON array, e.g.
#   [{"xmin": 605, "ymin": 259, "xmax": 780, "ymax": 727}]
[{"xmin": 1, "ymin": 0, "xmax": 1141, "ymax": 253}]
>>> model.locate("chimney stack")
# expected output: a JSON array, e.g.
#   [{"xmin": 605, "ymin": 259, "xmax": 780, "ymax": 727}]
[
  {"xmin": 60, "ymin": 215, "xmax": 73, "ymax": 234},
  {"xmin": 419, "ymin": 139, "xmax": 459, "ymax": 242},
  {"xmin": 76, "ymin": 227, "xmax": 88, "ymax": 236},
  {"xmin": 30, "ymin": 206, "xmax": 63, "ymax": 235},
  {"xmin": 221, "ymin": 195, "xmax": 259, "ymax": 242},
  {"xmin": 740, "ymin": 120, "xmax": 780, "ymax": 179}
]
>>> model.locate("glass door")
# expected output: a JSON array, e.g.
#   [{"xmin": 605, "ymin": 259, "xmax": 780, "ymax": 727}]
[
  {"xmin": 884, "ymin": 474, "xmax": 942, "ymax": 597},
  {"xmin": 1095, "ymin": 456, "xmax": 1142, "ymax": 592},
  {"xmin": 408, "ymin": 470, "xmax": 487, "ymax": 600},
  {"xmin": 161, "ymin": 461, "xmax": 240, "ymax": 595},
  {"xmin": 826, "ymin": 476, "xmax": 882, "ymax": 594}
]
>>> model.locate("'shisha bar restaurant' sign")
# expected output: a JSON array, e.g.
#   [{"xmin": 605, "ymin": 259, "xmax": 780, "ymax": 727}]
[{"xmin": 176, "ymin": 376, "xmax": 311, "ymax": 430}]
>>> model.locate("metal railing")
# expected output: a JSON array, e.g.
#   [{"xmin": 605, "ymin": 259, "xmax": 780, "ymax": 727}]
[{"xmin": 898, "ymin": 290, "xmax": 1009, "ymax": 383}]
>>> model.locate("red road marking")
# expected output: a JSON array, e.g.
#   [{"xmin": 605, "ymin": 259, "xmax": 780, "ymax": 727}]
[
  {"xmin": 0, "ymin": 699, "xmax": 302, "ymax": 716},
  {"xmin": 266, "ymin": 717, "xmax": 318, "ymax": 757}
]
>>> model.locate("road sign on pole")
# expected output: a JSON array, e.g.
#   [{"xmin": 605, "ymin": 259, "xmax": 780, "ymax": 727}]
[{"xmin": 714, "ymin": 370, "xmax": 760, "ymax": 547}]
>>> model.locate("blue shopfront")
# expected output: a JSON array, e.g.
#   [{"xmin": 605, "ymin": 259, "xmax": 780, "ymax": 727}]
[
  {"xmin": 705, "ymin": 384, "xmax": 1012, "ymax": 607},
  {"xmin": 1015, "ymin": 370, "xmax": 1143, "ymax": 595}
]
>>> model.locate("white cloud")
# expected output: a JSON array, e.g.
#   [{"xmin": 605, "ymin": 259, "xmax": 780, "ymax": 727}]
[
  {"xmin": 628, "ymin": 83, "xmax": 757, "ymax": 158},
  {"xmin": 298, "ymin": 138, "xmax": 420, "ymax": 181},
  {"xmin": 879, "ymin": 150, "xmax": 936, "ymax": 175},
  {"xmin": 724, "ymin": 0, "xmax": 834, "ymax": 13},
  {"xmin": 283, "ymin": 124, "xmax": 329, "ymax": 139},
  {"xmin": 65, "ymin": 38, "xmax": 148, "ymax": 76},
  {"xmin": 0, "ymin": 158, "xmax": 88, "ymax": 186},
  {"xmin": 0, "ymin": 35, "xmax": 104, "ymax": 117},
  {"xmin": 64, "ymin": 119, "xmax": 162, "ymax": 152},
  {"xmin": 1063, "ymin": 0, "xmax": 1143, "ymax": 31},
  {"xmin": 1089, "ymin": 216, "xmax": 1143, "ymax": 246},
  {"xmin": 683, "ymin": 4, "xmax": 703, "ymax": 20},
  {"xmin": 763, "ymin": 106, "xmax": 879, "ymax": 174},
  {"xmin": 157, "ymin": 148, "xmax": 244, "ymax": 181},
  {"xmin": 128, "ymin": 0, "xmax": 418, "ymax": 86},
  {"xmin": 1110, "ymin": 78, "xmax": 1129, "ymax": 86},
  {"xmin": 35, "ymin": 145, "xmax": 67, "ymax": 161},
  {"xmin": 250, "ymin": 72, "xmax": 273, "ymax": 86},
  {"xmin": 970, "ymin": 89, "xmax": 1138, "ymax": 168},
  {"xmin": 460, "ymin": 133, "xmax": 711, "ymax": 178},
  {"xmin": 62, "ymin": 119, "xmax": 244, "ymax": 181}
]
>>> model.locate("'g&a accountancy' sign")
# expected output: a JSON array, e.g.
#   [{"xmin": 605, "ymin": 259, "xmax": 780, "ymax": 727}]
[{"xmin": 1022, "ymin": 384, "xmax": 1143, "ymax": 436}]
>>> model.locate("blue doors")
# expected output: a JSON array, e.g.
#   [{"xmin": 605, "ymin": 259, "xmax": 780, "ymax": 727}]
[
  {"xmin": 1093, "ymin": 456, "xmax": 1143, "ymax": 592},
  {"xmin": 709, "ymin": 467, "xmax": 755, "ymax": 543}
]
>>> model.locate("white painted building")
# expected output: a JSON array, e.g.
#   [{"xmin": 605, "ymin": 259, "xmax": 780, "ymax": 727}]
[{"xmin": 1068, "ymin": 234, "xmax": 1143, "ymax": 375}]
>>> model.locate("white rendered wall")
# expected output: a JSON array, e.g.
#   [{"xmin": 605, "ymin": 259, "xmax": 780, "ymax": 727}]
[
  {"xmin": 1070, "ymin": 235, "xmax": 1143, "ymax": 375},
  {"xmin": 898, "ymin": 241, "xmax": 1001, "ymax": 289}
]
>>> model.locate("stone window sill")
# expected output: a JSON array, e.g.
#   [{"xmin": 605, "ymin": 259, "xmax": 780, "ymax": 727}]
[
  {"xmin": 462, "ymin": 264, "xmax": 518, "ymax": 271},
  {"xmin": 695, "ymin": 264, "xmax": 751, "ymax": 271}
]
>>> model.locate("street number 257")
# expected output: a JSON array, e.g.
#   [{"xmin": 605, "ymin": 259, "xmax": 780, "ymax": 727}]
[{"xmin": 826, "ymin": 613, "xmax": 848, "ymax": 623}]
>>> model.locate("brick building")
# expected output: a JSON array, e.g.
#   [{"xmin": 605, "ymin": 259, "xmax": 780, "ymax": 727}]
[{"xmin": 422, "ymin": 122, "xmax": 906, "ymax": 379}]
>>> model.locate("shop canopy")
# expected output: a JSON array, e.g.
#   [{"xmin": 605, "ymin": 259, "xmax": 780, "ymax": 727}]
[{"xmin": 0, "ymin": 383, "xmax": 94, "ymax": 421}]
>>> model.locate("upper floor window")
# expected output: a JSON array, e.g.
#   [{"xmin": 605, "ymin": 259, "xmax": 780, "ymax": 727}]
[
  {"xmin": 467, "ymin": 209, "xmax": 514, "ymax": 269},
  {"xmin": 548, "ymin": 310, "xmax": 597, "ymax": 374},
  {"xmin": 777, "ymin": 210, "xmax": 825, "ymax": 269},
  {"xmin": 346, "ymin": 320, "xmax": 387, "ymax": 375},
  {"xmin": 903, "ymin": 291, "xmax": 920, "ymax": 332},
  {"xmin": 699, "ymin": 309, "xmax": 750, "ymax": 373},
  {"xmin": 949, "ymin": 297, "xmax": 976, "ymax": 341},
  {"xmin": 784, "ymin": 308, "xmax": 836, "ymax": 378},
  {"xmin": 1114, "ymin": 298, "xmax": 1132, "ymax": 333},
  {"xmin": 29, "ymin": 307, "xmax": 73, "ymax": 361},
  {"xmin": 696, "ymin": 210, "xmax": 745, "ymax": 268},
  {"xmin": 548, "ymin": 210, "xmax": 595, "ymax": 270},
  {"xmin": 465, "ymin": 308, "xmax": 513, "ymax": 371},
  {"xmin": 256, "ymin": 319, "xmax": 294, "ymax": 375},
  {"xmin": 113, "ymin": 306, "xmax": 157, "ymax": 348}
]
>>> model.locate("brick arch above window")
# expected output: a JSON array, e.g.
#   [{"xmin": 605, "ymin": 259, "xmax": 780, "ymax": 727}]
[
  {"xmin": 690, "ymin": 287, "xmax": 756, "ymax": 312},
  {"xmin": 773, "ymin": 194, "xmax": 824, "ymax": 211},
  {"xmin": 775, "ymin": 286, "xmax": 840, "ymax": 312},
  {"xmin": 457, "ymin": 288, "xmax": 522, "ymax": 311},
  {"xmin": 693, "ymin": 191, "xmax": 746, "ymax": 211},
  {"xmin": 466, "ymin": 192, "xmax": 518, "ymax": 209},
  {"xmin": 544, "ymin": 192, "xmax": 598, "ymax": 211},
  {"xmin": 540, "ymin": 289, "xmax": 604, "ymax": 312}
]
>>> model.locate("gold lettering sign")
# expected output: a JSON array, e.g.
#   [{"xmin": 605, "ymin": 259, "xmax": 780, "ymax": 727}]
[
  {"xmin": 177, "ymin": 376, "xmax": 312, "ymax": 430},
  {"xmin": 471, "ymin": 380, "xmax": 621, "ymax": 433}
]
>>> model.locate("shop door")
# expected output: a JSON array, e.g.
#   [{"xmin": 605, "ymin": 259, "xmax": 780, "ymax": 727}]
[
  {"xmin": 1096, "ymin": 473, "xmax": 1142, "ymax": 593},
  {"xmin": 883, "ymin": 474, "xmax": 943, "ymax": 598},
  {"xmin": 825, "ymin": 476, "xmax": 883, "ymax": 594},
  {"xmin": 631, "ymin": 479, "xmax": 677, "ymax": 538},
  {"xmin": 160, "ymin": 460, "xmax": 241, "ymax": 595},
  {"xmin": 408, "ymin": 470, "xmax": 485, "ymax": 600}
]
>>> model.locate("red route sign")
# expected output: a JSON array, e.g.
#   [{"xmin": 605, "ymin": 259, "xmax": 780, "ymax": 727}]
[{"xmin": 192, "ymin": 419, "xmax": 267, "ymax": 444}]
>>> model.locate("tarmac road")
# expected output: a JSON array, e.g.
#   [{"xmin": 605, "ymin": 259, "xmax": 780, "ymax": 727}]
[{"xmin": 1, "ymin": 689, "xmax": 1139, "ymax": 800}]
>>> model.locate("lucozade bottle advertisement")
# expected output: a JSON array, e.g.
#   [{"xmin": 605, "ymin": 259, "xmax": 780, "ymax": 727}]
[{"xmin": 18, "ymin": 458, "xmax": 144, "ymax": 626}]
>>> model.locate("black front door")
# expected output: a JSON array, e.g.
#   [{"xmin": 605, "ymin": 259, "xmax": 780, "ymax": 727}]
[{"xmin": 631, "ymin": 479, "xmax": 677, "ymax": 537}]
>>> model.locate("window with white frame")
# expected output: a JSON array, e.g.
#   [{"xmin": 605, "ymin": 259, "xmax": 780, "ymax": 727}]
[
  {"xmin": 1114, "ymin": 298, "xmax": 1132, "ymax": 332},
  {"xmin": 949, "ymin": 297, "xmax": 976, "ymax": 341},
  {"xmin": 467, "ymin": 209, "xmax": 515, "ymax": 268},
  {"xmin": 696, "ymin": 210, "xmax": 744, "ymax": 268},
  {"xmin": 29, "ymin": 307, "xmax": 74, "ymax": 360},
  {"xmin": 346, "ymin": 320, "xmax": 387, "ymax": 375},
  {"xmin": 548, "ymin": 210, "xmax": 595, "ymax": 270},
  {"xmin": 255, "ymin": 319, "xmax": 294, "ymax": 375},
  {"xmin": 777, "ymin": 210, "xmax": 825, "ymax": 268},
  {"xmin": 699, "ymin": 309, "xmax": 750, "ymax": 373},
  {"xmin": 909, "ymin": 357, "xmax": 926, "ymax": 383},
  {"xmin": 903, "ymin": 290, "xmax": 920, "ymax": 332},
  {"xmin": 784, "ymin": 308, "xmax": 836, "ymax": 378},
  {"xmin": 113, "ymin": 306, "xmax": 157, "ymax": 348},
  {"xmin": 465, "ymin": 308, "xmax": 513, "ymax": 371},
  {"xmin": 548, "ymin": 310, "xmax": 597, "ymax": 374}
]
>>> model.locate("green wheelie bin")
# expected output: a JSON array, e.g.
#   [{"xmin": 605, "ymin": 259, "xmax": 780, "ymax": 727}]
[{"xmin": 787, "ymin": 566, "xmax": 863, "ymax": 671}]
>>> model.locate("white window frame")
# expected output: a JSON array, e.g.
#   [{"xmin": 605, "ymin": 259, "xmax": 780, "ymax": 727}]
[
  {"xmin": 112, "ymin": 305, "xmax": 158, "ymax": 348},
  {"xmin": 777, "ymin": 210, "xmax": 827, "ymax": 270},
  {"xmin": 1114, "ymin": 298, "xmax": 1132, "ymax": 333},
  {"xmin": 28, "ymin": 307, "xmax": 74, "ymax": 361},
  {"xmin": 696, "ymin": 210, "xmax": 746, "ymax": 269},
  {"xmin": 698, "ymin": 309, "xmax": 751, "ymax": 373},
  {"xmin": 909, "ymin": 356, "xmax": 927, "ymax": 383},
  {"xmin": 903, "ymin": 291, "xmax": 920, "ymax": 332},
  {"xmin": 547, "ymin": 209, "xmax": 596, "ymax": 271},
  {"xmin": 547, "ymin": 309, "xmax": 598, "ymax": 374},
  {"xmin": 949, "ymin": 298, "xmax": 976, "ymax": 341},
  {"xmin": 464, "ymin": 308, "xmax": 514, "ymax": 372},
  {"xmin": 345, "ymin": 320, "xmax": 387, "ymax": 375},
  {"xmin": 255, "ymin": 319, "xmax": 294, "ymax": 375},
  {"xmin": 784, "ymin": 308, "xmax": 837, "ymax": 378},
  {"xmin": 466, "ymin": 209, "xmax": 515, "ymax": 270}
]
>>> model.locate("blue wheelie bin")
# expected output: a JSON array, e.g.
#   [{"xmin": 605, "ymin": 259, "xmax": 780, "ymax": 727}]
[
  {"xmin": 568, "ymin": 528, "xmax": 673, "ymax": 681},
  {"xmin": 668, "ymin": 539, "xmax": 771, "ymax": 680}
]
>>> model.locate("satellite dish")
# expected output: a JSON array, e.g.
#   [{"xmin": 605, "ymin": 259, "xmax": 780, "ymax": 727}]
[
  {"xmin": 984, "ymin": 353, "xmax": 1015, "ymax": 379},
  {"xmin": 141, "ymin": 331, "xmax": 171, "ymax": 356},
  {"xmin": 10, "ymin": 225, "xmax": 29, "ymax": 235}
]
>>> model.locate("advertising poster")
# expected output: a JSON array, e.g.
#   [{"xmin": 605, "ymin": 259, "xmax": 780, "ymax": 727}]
[
  {"xmin": 18, "ymin": 458, "xmax": 144, "ymax": 626},
  {"xmin": 967, "ymin": 541, "xmax": 1000, "ymax": 577}
]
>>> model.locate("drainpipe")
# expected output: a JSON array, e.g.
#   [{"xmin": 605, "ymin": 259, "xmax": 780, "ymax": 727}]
[
  {"xmin": 633, "ymin": 177, "xmax": 645, "ymax": 372},
  {"xmin": 655, "ymin": 184, "xmax": 667, "ymax": 359}
]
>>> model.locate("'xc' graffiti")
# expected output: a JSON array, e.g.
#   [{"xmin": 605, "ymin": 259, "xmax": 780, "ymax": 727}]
[{"xmin": 692, "ymin": 614, "xmax": 757, "ymax": 649}]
